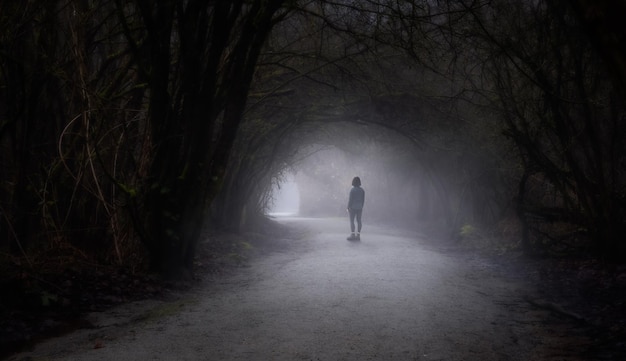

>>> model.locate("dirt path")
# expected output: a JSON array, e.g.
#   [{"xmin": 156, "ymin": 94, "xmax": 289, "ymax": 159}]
[{"xmin": 6, "ymin": 217, "xmax": 589, "ymax": 360}]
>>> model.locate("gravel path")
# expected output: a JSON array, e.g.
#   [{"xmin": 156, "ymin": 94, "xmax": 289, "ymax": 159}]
[{"xmin": 6, "ymin": 217, "xmax": 588, "ymax": 360}]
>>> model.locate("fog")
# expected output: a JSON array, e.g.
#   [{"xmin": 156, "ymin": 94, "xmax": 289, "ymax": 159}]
[
  {"xmin": 267, "ymin": 139, "xmax": 447, "ymax": 232},
  {"xmin": 260, "ymin": 104, "xmax": 501, "ymax": 239},
  {"xmin": 268, "ymin": 172, "xmax": 301, "ymax": 216}
]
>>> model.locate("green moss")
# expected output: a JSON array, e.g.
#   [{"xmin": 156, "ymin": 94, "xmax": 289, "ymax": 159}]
[{"xmin": 460, "ymin": 224, "xmax": 476, "ymax": 238}]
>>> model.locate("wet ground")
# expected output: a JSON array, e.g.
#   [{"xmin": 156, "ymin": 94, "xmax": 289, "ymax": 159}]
[{"xmin": 5, "ymin": 217, "xmax": 604, "ymax": 360}]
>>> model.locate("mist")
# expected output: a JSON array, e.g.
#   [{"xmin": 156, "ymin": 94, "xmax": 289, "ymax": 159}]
[
  {"xmin": 269, "ymin": 172, "xmax": 301, "ymax": 216},
  {"xmin": 265, "ymin": 137, "xmax": 450, "ymax": 234}
]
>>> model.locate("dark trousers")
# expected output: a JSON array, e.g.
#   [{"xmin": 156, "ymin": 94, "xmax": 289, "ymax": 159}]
[{"xmin": 349, "ymin": 208, "xmax": 362, "ymax": 233}]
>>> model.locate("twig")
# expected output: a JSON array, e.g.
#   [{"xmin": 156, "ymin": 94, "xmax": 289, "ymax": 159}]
[{"xmin": 0, "ymin": 204, "xmax": 33, "ymax": 267}]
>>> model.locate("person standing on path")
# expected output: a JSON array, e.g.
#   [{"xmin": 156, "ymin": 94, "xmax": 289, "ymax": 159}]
[{"xmin": 346, "ymin": 176, "xmax": 365, "ymax": 241}]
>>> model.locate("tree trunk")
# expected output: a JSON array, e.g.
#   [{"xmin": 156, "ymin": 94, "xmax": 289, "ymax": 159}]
[{"xmin": 128, "ymin": 0, "xmax": 286, "ymax": 278}]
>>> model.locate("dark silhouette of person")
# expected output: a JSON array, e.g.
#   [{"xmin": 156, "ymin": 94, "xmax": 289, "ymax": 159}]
[{"xmin": 346, "ymin": 176, "xmax": 365, "ymax": 241}]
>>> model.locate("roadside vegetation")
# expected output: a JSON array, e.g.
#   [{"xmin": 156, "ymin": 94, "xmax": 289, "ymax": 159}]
[{"xmin": 1, "ymin": 0, "xmax": 625, "ymax": 356}]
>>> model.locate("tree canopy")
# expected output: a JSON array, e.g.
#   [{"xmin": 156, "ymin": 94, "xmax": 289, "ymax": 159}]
[{"xmin": 1, "ymin": 0, "xmax": 625, "ymax": 280}]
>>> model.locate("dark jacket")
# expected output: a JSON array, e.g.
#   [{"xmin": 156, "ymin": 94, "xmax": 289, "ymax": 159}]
[{"xmin": 347, "ymin": 186, "xmax": 365, "ymax": 210}]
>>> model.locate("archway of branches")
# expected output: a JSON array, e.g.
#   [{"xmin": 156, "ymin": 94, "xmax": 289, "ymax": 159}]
[
  {"xmin": 215, "ymin": 102, "xmax": 509, "ymax": 242},
  {"xmin": 3, "ymin": 1, "xmax": 625, "ymax": 279}
]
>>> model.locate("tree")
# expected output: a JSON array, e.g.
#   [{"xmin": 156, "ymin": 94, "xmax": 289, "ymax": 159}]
[
  {"xmin": 0, "ymin": 0, "xmax": 141, "ymax": 263},
  {"xmin": 450, "ymin": 0, "xmax": 626, "ymax": 257},
  {"xmin": 568, "ymin": 0, "xmax": 626, "ymax": 97},
  {"xmin": 4, "ymin": 0, "xmax": 626, "ymax": 279},
  {"xmin": 111, "ymin": 0, "xmax": 289, "ymax": 277}
]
